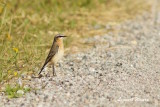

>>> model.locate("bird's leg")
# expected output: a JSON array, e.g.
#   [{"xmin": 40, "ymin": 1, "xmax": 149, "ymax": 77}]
[{"xmin": 52, "ymin": 65, "xmax": 56, "ymax": 76}]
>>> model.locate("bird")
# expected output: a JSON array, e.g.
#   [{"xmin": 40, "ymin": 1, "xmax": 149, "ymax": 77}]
[{"xmin": 38, "ymin": 34, "xmax": 67, "ymax": 76}]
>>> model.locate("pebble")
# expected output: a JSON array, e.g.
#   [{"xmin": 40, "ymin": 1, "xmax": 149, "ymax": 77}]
[{"xmin": 17, "ymin": 90, "xmax": 24, "ymax": 95}]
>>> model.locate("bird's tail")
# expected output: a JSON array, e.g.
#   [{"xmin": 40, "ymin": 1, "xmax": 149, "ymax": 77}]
[{"xmin": 38, "ymin": 64, "xmax": 46, "ymax": 75}]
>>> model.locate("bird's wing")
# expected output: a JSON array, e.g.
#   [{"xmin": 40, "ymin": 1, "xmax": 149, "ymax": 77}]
[
  {"xmin": 39, "ymin": 43, "xmax": 59, "ymax": 74},
  {"xmin": 44, "ymin": 43, "xmax": 59, "ymax": 65}
]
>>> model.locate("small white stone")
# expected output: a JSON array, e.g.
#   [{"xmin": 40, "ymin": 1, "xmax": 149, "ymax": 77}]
[
  {"xmin": 17, "ymin": 90, "xmax": 24, "ymax": 95},
  {"xmin": 27, "ymin": 76, "xmax": 32, "ymax": 80}
]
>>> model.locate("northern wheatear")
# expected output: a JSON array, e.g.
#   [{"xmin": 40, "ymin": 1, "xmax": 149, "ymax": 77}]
[{"xmin": 39, "ymin": 34, "xmax": 67, "ymax": 76}]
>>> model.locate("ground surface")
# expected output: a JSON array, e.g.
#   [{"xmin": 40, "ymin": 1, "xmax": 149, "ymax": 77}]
[{"xmin": 1, "ymin": 13, "xmax": 160, "ymax": 107}]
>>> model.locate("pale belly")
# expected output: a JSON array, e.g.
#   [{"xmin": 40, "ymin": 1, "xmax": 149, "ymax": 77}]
[{"xmin": 52, "ymin": 49, "xmax": 64, "ymax": 64}]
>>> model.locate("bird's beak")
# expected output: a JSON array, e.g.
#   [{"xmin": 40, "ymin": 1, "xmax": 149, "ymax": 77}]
[{"xmin": 60, "ymin": 35, "xmax": 67, "ymax": 38}]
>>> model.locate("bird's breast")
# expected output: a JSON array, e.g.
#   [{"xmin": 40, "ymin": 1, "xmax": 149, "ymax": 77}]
[{"xmin": 52, "ymin": 47, "xmax": 64, "ymax": 64}]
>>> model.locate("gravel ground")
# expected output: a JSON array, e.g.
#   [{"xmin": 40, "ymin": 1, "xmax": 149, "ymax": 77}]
[{"xmin": 1, "ymin": 13, "xmax": 160, "ymax": 107}]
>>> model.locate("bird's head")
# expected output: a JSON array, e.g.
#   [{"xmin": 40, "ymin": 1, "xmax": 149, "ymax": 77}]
[{"xmin": 54, "ymin": 34, "xmax": 67, "ymax": 41}]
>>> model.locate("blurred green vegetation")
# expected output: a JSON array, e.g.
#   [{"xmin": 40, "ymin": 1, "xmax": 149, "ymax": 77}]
[
  {"xmin": 0, "ymin": 0, "xmax": 150, "ymax": 89},
  {"xmin": 5, "ymin": 84, "xmax": 30, "ymax": 98}
]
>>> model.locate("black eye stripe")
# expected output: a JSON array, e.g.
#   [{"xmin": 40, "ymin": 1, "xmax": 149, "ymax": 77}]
[{"xmin": 55, "ymin": 34, "xmax": 66, "ymax": 38}]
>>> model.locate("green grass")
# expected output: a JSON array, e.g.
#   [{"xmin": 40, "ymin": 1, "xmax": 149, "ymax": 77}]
[
  {"xmin": 0, "ymin": 0, "xmax": 150, "ymax": 92},
  {"xmin": 5, "ymin": 84, "xmax": 30, "ymax": 98}
]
